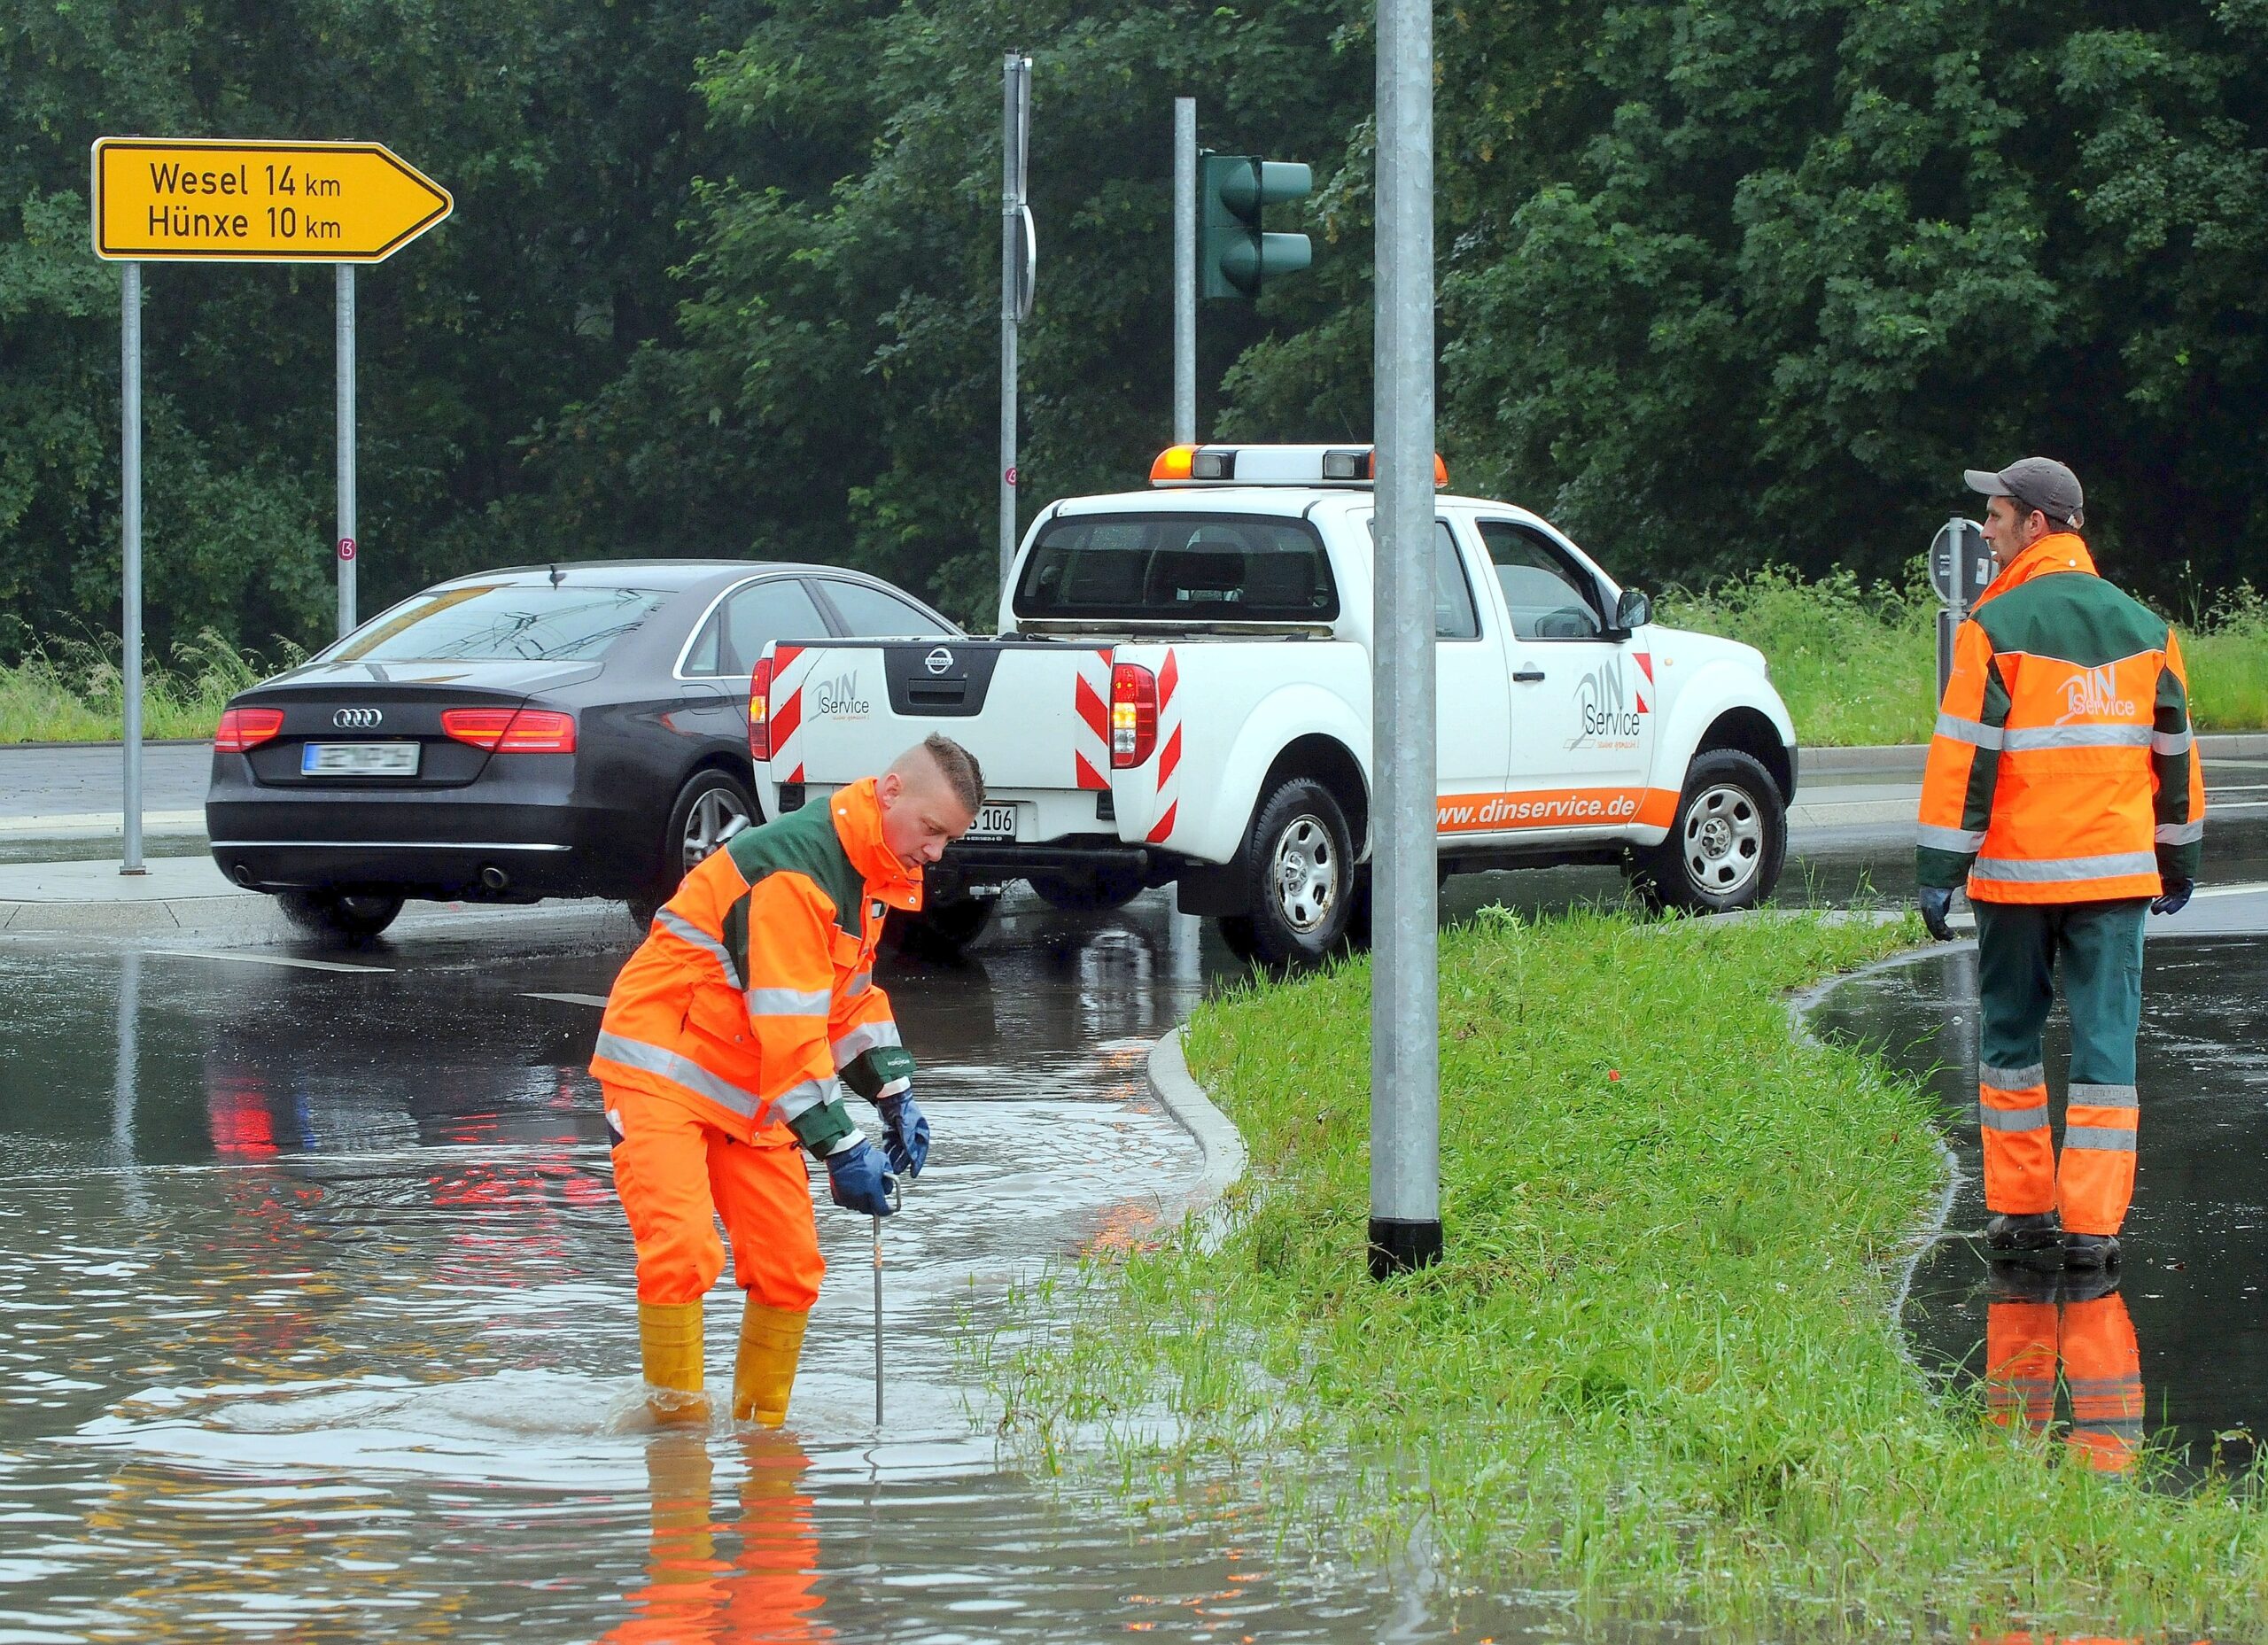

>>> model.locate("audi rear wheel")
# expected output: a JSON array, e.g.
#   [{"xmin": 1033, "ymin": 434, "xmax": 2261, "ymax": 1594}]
[{"xmin": 276, "ymin": 888, "xmax": 405, "ymax": 943}]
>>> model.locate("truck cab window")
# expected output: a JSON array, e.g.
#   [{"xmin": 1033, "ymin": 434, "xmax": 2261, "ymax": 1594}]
[{"xmin": 1477, "ymin": 521, "xmax": 1604, "ymax": 640}]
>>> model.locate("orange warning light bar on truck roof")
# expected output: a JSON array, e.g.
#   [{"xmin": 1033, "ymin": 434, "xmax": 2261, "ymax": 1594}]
[{"xmin": 1149, "ymin": 444, "xmax": 1446, "ymax": 489}]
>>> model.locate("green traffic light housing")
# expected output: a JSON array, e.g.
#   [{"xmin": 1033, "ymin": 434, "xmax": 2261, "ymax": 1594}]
[{"xmin": 1200, "ymin": 153, "xmax": 1313, "ymax": 300}]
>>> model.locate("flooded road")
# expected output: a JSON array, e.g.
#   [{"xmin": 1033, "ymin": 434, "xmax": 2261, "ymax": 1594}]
[{"xmin": 1809, "ymin": 928, "xmax": 2268, "ymax": 1477}]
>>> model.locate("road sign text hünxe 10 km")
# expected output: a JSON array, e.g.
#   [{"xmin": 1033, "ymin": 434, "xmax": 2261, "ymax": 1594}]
[{"xmin": 91, "ymin": 138, "xmax": 452, "ymax": 263}]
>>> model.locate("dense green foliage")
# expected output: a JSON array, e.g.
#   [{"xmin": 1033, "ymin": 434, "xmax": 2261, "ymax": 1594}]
[
  {"xmin": 985, "ymin": 913, "xmax": 2268, "ymax": 1631},
  {"xmin": 7, "ymin": 0, "xmax": 2266, "ymax": 652}
]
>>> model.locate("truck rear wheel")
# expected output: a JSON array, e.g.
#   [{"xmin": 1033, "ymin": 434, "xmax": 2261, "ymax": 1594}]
[
  {"xmin": 1216, "ymin": 777, "xmax": 1355, "ymax": 969},
  {"xmin": 1627, "ymin": 749, "xmax": 1785, "ymax": 914}
]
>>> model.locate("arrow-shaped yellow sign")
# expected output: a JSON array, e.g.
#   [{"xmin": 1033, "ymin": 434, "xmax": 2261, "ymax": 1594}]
[{"xmin": 92, "ymin": 137, "xmax": 452, "ymax": 263}]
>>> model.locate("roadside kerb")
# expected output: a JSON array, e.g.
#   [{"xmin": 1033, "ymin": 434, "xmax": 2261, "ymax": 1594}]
[
  {"xmin": 1146, "ymin": 1024, "xmax": 1249, "ymax": 1248},
  {"xmin": 1805, "ymin": 731, "xmax": 2268, "ymax": 779}
]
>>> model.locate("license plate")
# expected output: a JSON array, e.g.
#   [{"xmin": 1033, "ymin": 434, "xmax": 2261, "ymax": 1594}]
[
  {"xmin": 302, "ymin": 741, "xmax": 421, "ymax": 777},
  {"xmin": 963, "ymin": 802, "xmax": 1021, "ymax": 842}
]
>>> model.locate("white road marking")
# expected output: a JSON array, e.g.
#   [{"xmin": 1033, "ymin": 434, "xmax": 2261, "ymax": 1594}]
[
  {"xmin": 521, "ymin": 991, "xmax": 610, "ymax": 1007},
  {"xmin": 147, "ymin": 949, "xmax": 393, "ymax": 974}
]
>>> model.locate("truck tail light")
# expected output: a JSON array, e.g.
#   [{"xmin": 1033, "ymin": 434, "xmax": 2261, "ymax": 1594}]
[
  {"xmin": 214, "ymin": 706, "xmax": 284, "ymax": 753},
  {"xmin": 1110, "ymin": 663, "xmax": 1157, "ymax": 768},
  {"xmin": 749, "ymin": 656, "xmax": 774, "ymax": 761},
  {"xmin": 441, "ymin": 707, "xmax": 578, "ymax": 752}
]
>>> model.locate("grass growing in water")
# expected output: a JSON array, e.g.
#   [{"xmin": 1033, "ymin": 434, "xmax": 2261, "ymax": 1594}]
[
  {"xmin": 990, "ymin": 910, "xmax": 2268, "ymax": 1635},
  {"xmin": 1662, "ymin": 568, "xmax": 2268, "ymax": 746},
  {"xmin": 0, "ymin": 632, "xmax": 295, "ymax": 743}
]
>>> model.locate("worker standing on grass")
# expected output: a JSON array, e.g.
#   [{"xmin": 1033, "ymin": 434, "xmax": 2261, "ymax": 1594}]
[
  {"xmin": 1916, "ymin": 458, "xmax": 2203, "ymax": 1271},
  {"xmin": 590, "ymin": 735, "xmax": 983, "ymax": 1424}
]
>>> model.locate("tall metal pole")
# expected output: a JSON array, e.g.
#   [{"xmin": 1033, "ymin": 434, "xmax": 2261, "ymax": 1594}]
[
  {"xmin": 337, "ymin": 264, "xmax": 358, "ymax": 638},
  {"xmin": 1172, "ymin": 97, "xmax": 1197, "ymax": 446},
  {"xmin": 1369, "ymin": 0, "xmax": 1441, "ymax": 1278},
  {"xmin": 120, "ymin": 262, "xmax": 146, "ymax": 877},
  {"xmin": 999, "ymin": 53, "xmax": 1029, "ymax": 597}
]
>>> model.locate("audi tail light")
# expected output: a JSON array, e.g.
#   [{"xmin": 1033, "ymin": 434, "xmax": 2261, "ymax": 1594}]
[
  {"xmin": 441, "ymin": 707, "xmax": 578, "ymax": 753},
  {"xmin": 749, "ymin": 656, "xmax": 774, "ymax": 761},
  {"xmin": 214, "ymin": 706, "xmax": 285, "ymax": 753},
  {"xmin": 1110, "ymin": 663, "xmax": 1157, "ymax": 768}
]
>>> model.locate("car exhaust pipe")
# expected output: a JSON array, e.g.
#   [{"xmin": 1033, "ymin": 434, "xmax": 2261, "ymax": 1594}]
[{"xmin": 480, "ymin": 865, "xmax": 510, "ymax": 893}]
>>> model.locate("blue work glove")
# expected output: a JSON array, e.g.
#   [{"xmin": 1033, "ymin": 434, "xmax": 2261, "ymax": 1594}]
[
  {"xmin": 875, "ymin": 1091, "xmax": 930, "ymax": 1178},
  {"xmin": 2151, "ymin": 878, "xmax": 2194, "ymax": 918},
  {"xmin": 1919, "ymin": 885, "xmax": 1957, "ymax": 942},
  {"xmin": 824, "ymin": 1138, "xmax": 898, "ymax": 1217}
]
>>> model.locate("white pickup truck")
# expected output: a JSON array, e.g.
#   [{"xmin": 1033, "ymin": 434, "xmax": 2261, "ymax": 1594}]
[{"xmin": 749, "ymin": 444, "xmax": 1798, "ymax": 965}]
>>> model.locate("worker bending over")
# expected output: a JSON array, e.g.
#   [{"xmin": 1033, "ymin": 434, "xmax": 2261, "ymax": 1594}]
[
  {"xmin": 592, "ymin": 734, "xmax": 983, "ymax": 1423},
  {"xmin": 1917, "ymin": 457, "xmax": 2203, "ymax": 1270}
]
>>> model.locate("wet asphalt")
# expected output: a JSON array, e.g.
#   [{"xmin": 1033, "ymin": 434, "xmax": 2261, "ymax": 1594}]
[{"xmin": 0, "ymin": 808, "xmax": 2264, "ymax": 1640}]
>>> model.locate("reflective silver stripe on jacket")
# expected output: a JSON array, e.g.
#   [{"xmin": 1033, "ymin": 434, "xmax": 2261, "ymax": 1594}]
[
  {"xmin": 1980, "ymin": 1063, "xmax": 2047, "ymax": 1091},
  {"xmin": 593, "ymin": 1030, "xmax": 759, "ymax": 1118},
  {"xmin": 654, "ymin": 907, "xmax": 742, "ymax": 990},
  {"xmin": 1977, "ymin": 1106, "xmax": 2049, "ymax": 1133},
  {"xmin": 844, "ymin": 970, "xmax": 873, "ymax": 998},
  {"xmin": 1934, "ymin": 713, "xmax": 2003, "ymax": 749},
  {"xmin": 831, "ymin": 1019, "xmax": 902, "ymax": 1069},
  {"xmin": 2155, "ymin": 819, "xmax": 2203, "ymax": 845},
  {"xmin": 2063, "ymin": 1125, "xmax": 2138, "ymax": 1152},
  {"xmin": 2068, "ymin": 1082, "xmax": 2138, "ymax": 1109},
  {"xmin": 1971, "ymin": 851, "xmax": 2159, "ymax": 883},
  {"xmin": 874, "ymin": 1075, "xmax": 913, "ymax": 1100},
  {"xmin": 768, "ymin": 1075, "xmax": 843, "ymax": 1125},
  {"xmin": 1917, "ymin": 823, "xmax": 1985, "ymax": 853},
  {"xmin": 2151, "ymin": 728, "xmax": 2193, "ymax": 755},
  {"xmin": 748, "ymin": 986, "xmax": 831, "ymax": 1018},
  {"xmin": 2001, "ymin": 724, "xmax": 2153, "ymax": 752}
]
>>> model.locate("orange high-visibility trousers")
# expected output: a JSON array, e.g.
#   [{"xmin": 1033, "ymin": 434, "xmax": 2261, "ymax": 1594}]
[{"xmin": 604, "ymin": 1082, "xmax": 825, "ymax": 1310}]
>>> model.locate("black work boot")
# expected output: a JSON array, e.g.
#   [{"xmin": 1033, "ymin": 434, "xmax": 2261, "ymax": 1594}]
[
  {"xmin": 1984, "ymin": 1211, "xmax": 2064, "ymax": 1269},
  {"xmin": 2063, "ymin": 1232, "xmax": 2121, "ymax": 1270}
]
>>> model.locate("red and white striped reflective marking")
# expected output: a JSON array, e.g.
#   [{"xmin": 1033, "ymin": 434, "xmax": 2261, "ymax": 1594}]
[
  {"xmin": 1072, "ymin": 649, "xmax": 1112, "ymax": 791},
  {"xmin": 1146, "ymin": 647, "xmax": 1181, "ymax": 844},
  {"xmin": 767, "ymin": 644, "xmax": 811, "ymax": 784}
]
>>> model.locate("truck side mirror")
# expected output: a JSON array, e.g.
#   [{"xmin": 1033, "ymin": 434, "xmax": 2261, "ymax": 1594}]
[{"xmin": 1612, "ymin": 587, "xmax": 1651, "ymax": 633}]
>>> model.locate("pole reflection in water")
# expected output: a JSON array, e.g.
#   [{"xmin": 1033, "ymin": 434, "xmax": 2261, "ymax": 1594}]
[
  {"xmin": 605, "ymin": 1432, "xmax": 828, "ymax": 1644},
  {"xmin": 1984, "ymin": 1269, "xmax": 2145, "ymax": 1475}
]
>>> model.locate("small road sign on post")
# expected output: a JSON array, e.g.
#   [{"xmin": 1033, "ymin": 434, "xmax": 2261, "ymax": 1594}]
[
  {"xmin": 1929, "ymin": 517, "xmax": 1992, "ymax": 704},
  {"xmin": 91, "ymin": 136, "xmax": 451, "ymax": 874}
]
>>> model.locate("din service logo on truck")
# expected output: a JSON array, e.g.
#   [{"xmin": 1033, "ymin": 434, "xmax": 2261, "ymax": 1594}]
[{"xmin": 747, "ymin": 443, "xmax": 1797, "ymax": 967}]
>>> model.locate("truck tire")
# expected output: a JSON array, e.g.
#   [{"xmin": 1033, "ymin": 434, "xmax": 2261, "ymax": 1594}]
[
  {"xmin": 1627, "ymin": 748, "xmax": 1785, "ymax": 914},
  {"xmin": 276, "ymin": 888, "xmax": 404, "ymax": 943},
  {"xmin": 1216, "ymin": 777, "xmax": 1355, "ymax": 969},
  {"xmin": 1029, "ymin": 866, "xmax": 1146, "ymax": 914}
]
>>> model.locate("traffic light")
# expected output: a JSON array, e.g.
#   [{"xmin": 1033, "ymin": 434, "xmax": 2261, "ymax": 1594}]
[{"xmin": 1199, "ymin": 153, "xmax": 1312, "ymax": 300}]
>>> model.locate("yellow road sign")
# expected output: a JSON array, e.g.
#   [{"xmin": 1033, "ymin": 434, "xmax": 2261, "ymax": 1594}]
[{"xmin": 92, "ymin": 137, "xmax": 452, "ymax": 263}]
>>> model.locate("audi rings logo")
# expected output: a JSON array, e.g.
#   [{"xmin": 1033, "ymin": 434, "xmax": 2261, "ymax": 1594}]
[
  {"xmin": 923, "ymin": 647, "xmax": 954, "ymax": 676},
  {"xmin": 332, "ymin": 708, "xmax": 384, "ymax": 729}
]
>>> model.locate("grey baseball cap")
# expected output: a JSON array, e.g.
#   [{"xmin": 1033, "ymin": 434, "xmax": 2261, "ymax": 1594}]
[{"xmin": 1964, "ymin": 456, "xmax": 2084, "ymax": 527}]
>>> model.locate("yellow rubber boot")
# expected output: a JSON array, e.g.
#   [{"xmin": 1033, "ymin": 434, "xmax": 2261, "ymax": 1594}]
[
  {"xmin": 639, "ymin": 1299, "xmax": 708, "ymax": 1424},
  {"xmin": 732, "ymin": 1299, "xmax": 811, "ymax": 1427}
]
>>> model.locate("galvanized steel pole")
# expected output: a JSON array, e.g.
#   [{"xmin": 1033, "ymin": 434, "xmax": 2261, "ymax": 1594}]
[
  {"xmin": 120, "ymin": 262, "xmax": 146, "ymax": 876},
  {"xmin": 999, "ymin": 52, "xmax": 1029, "ymax": 597},
  {"xmin": 1369, "ymin": 0, "xmax": 1441, "ymax": 1276},
  {"xmin": 1172, "ymin": 97, "xmax": 1197, "ymax": 446},
  {"xmin": 337, "ymin": 265, "xmax": 358, "ymax": 638}
]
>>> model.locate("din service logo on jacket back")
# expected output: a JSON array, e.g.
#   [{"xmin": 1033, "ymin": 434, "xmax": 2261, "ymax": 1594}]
[{"xmin": 2056, "ymin": 663, "xmax": 2135, "ymax": 725}]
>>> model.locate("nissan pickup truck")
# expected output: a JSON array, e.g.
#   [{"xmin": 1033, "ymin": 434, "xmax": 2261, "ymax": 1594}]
[{"xmin": 748, "ymin": 443, "xmax": 1798, "ymax": 966}]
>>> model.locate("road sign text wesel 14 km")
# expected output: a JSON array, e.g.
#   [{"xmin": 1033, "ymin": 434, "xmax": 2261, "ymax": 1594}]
[{"xmin": 92, "ymin": 138, "xmax": 452, "ymax": 263}]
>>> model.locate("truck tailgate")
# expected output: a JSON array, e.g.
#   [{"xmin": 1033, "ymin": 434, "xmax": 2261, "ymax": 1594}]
[{"xmin": 757, "ymin": 638, "xmax": 1115, "ymax": 813}]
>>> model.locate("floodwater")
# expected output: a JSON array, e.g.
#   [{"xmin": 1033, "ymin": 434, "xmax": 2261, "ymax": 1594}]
[
  {"xmin": 0, "ymin": 892, "xmax": 1627, "ymax": 1643},
  {"xmin": 1808, "ymin": 932, "xmax": 2268, "ymax": 1476}
]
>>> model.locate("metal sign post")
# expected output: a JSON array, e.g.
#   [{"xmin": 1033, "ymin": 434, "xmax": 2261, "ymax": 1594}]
[
  {"xmin": 1370, "ymin": 0, "xmax": 1442, "ymax": 1278},
  {"xmin": 120, "ymin": 262, "xmax": 145, "ymax": 876},
  {"xmin": 1172, "ymin": 97, "xmax": 1197, "ymax": 446},
  {"xmin": 1929, "ymin": 516, "xmax": 1992, "ymax": 704},
  {"xmin": 999, "ymin": 55, "xmax": 1035, "ymax": 599},
  {"xmin": 91, "ymin": 136, "xmax": 450, "ymax": 867}
]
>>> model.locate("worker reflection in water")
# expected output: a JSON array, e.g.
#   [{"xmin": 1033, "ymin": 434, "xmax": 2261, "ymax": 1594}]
[
  {"xmin": 1917, "ymin": 458, "xmax": 2204, "ymax": 1269},
  {"xmin": 592, "ymin": 735, "xmax": 983, "ymax": 1424},
  {"xmin": 1984, "ymin": 1268, "xmax": 2146, "ymax": 1475},
  {"xmin": 604, "ymin": 1432, "xmax": 828, "ymax": 1642}
]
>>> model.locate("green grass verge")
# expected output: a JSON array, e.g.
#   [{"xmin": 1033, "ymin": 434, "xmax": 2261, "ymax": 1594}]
[
  {"xmin": 0, "ymin": 632, "xmax": 297, "ymax": 743},
  {"xmin": 985, "ymin": 910, "xmax": 2268, "ymax": 1635},
  {"xmin": 1661, "ymin": 569, "xmax": 2268, "ymax": 746}
]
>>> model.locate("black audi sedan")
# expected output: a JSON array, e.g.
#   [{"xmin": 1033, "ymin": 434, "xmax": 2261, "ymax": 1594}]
[{"xmin": 206, "ymin": 560, "xmax": 957, "ymax": 939}]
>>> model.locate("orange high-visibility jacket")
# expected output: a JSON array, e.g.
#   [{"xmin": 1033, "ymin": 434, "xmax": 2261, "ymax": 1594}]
[
  {"xmin": 1918, "ymin": 534, "xmax": 2204, "ymax": 904},
  {"xmin": 590, "ymin": 779, "xmax": 922, "ymax": 1155}
]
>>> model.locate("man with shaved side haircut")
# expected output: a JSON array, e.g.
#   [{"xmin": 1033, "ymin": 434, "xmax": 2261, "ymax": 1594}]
[{"xmin": 592, "ymin": 735, "xmax": 983, "ymax": 1424}]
